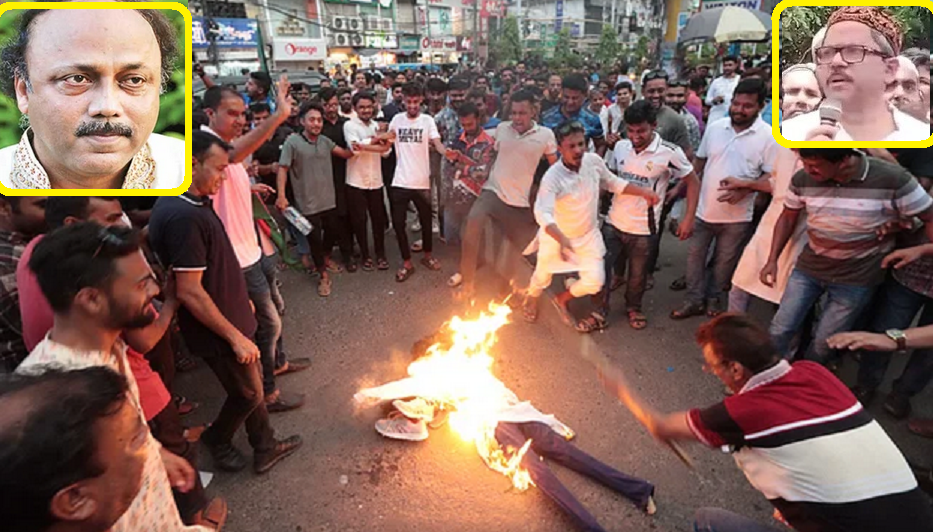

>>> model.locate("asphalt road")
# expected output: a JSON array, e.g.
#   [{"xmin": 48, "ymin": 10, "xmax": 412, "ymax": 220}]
[{"xmin": 176, "ymin": 231, "xmax": 933, "ymax": 532}]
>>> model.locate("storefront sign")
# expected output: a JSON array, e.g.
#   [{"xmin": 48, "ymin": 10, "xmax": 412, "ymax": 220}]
[
  {"xmin": 700, "ymin": 0, "xmax": 762, "ymax": 10},
  {"xmin": 399, "ymin": 35, "xmax": 422, "ymax": 52},
  {"xmin": 324, "ymin": 0, "xmax": 392, "ymax": 6},
  {"xmin": 273, "ymin": 38, "xmax": 327, "ymax": 61},
  {"xmin": 420, "ymin": 36, "xmax": 458, "ymax": 52},
  {"xmin": 193, "ymin": 17, "xmax": 259, "ymax": 48}
]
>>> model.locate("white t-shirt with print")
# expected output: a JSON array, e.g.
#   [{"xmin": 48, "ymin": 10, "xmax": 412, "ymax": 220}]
[{"xmin": 389, "ymin": 112, "xmax": 439, "ymax": 190}]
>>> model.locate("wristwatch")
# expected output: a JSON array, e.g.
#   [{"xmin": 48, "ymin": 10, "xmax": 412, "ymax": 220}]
[{"xmin": 886, "ymin": 329, "xmax": 908, "ymax": 351}]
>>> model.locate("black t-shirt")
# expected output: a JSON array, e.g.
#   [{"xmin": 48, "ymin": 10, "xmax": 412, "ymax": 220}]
[
  {"xmin": 148, "ymin": 193, "xmax": 257, "ymax": 354},
  {"xmin": 321, "ymin": 116, "xmax": 349, "ymax": 215},
  {"xmin": 891, "ymin": 146, "xmax": 933, "ymax": 183},
  {"xmin": 254, "ymin": 126, "xmax": 294, "ymax": 200}
]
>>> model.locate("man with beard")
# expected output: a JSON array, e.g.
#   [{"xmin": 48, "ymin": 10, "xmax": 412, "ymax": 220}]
[
  {"xmin": 382, "ymin": 83, "xmax": 405, "ymax": 122},
  {"xmin": 473, "ymin": 74, "xmax": 499, "ymax": 117},
  {"xmin": 244, "ymin": 71, "xmax": 275, "ymax": 110},
  {"xmin": 705, "ymin": 55, "xmax": 740, "ymax": 125},
  {"xmin": 0, "ymin": 7, "xmax": 184, "ymax": 189},
  {"xmin": 887, "ymin": 56, "xmax": 928, "ymax": 123},
  {"xmin": 467, "ymin": 88, "xmax": 501, "ymax": 130},
  {"xmin": 541, "ymin": 74, "xmax": 606, "ymax": 156},
  {"xmin": 0, "ymin": 196, "xmax": 46, "ymax": 373},
  {"xmin": 497, "ymin": 67, "xmax": 516, "ymax": 98},
  {"xmin": 782, "ymin": 7, "xmax": 929, "ymax": 141},
  {"xmin": 780, "ymin": 64, "xmax": 822, "ymax": 120},
  {"xmin": 318, "ymin": 88, "xmax": 357, "ymax": 275},
  {"xmin": 149, "ymin": 131, "xmax": 302, "ymax": 475},
  {"xmin": 16, "ymin": 223, "xmax": 208, "ymax": 531},
  {"xmin": 522, "ymin": 121, "xmax": 659, "ymax": 333},
  {"xmin": 672, "ymin": 79, "xmax": 776, "ymax": 320},
  {"xmin": 542, "ymin": 74, "xmax": 562, "ymax": 114},
  {"xmin": 337, "ymin": 88, "xmax": 355, "ymax": 119},
  {"xmin": 665, "ymin": 80, "xmax": 702, "ymax": 154}
]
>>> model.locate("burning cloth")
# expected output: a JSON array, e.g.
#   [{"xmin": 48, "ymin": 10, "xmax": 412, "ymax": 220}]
[{"xmin": 353, "ymin": 304, "xmax": 656, "ymax": 531}]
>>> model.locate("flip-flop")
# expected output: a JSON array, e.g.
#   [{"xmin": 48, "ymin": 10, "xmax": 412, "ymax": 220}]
[
  {"xmin": 627, "ymin": 310, "xmax": 648, "ymax": 330},
  {"xmin": 576, "ymin": 312, "xmax": 608, "ymax": 333},
  {"xmin": 420, "ymin": 256, "xmax": 441, "ymax": 271},
  {"xmin": 361, "ymin": 259, "xmax": 375, "ymax": 272},
  {"xmin": 377, "ymin": 258, "xmax": 390, "ymax": 271}
]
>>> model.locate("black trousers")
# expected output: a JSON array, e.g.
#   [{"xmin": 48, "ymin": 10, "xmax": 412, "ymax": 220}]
[
  {"xmin": 148, "ymin": 402, "xmax": 208, "ymax": 523},
  {"xmin": 389, "ymin": 186, "xmax": 433, "ymax": 261},
  {"xmin": 305, "ymin": 208, "xmax": 352, "ymax": 271},
  {"xmin": 495, "ymin": 422, "xmax": 654, "ymax": 532},
  {"xmin": 347, "ymin": 185, "xmax": 388, "ymax": 262}
]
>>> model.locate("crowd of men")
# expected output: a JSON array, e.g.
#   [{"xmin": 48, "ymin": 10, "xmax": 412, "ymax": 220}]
[{"xmin": 2, "ymin": 5, "xmax": 933, "ymax": 532}]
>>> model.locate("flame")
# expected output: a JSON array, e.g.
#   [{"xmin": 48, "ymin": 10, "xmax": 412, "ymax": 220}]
[{"xmin": 403, "ymin": 303, "xmax": 535, "ymax": 490}]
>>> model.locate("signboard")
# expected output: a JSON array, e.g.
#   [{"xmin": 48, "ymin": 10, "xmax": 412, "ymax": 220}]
[
  {"xmin": 420, "ymin": 36, "xmax": 458, "ymax": 52},
  {"xmin": 554, "ymin": 0, "xmax": 563, "ymax": 32},
  {"xmin": 399, "ymin": 35, "xmax": 421, "ymax": 51},
  {"xmin": 324, "ymin": 0, "xmax": 392, "ymax": 6},
  {"xmin": 700, "ymin": 0, "xmax": 762, "ymax": 10},
  {"xmin": 364, "ymin": 33, "xmax": 399, "ymax": 48},
  {"xmin": 677, "ymin": 11, "xmax": 690, "ymax": 39},
  {"xmin": 272, "ymin": 38, "xmax": 327, "ymax": 61},
  {"xmin": 193, "ymin": 17, "xmax": 259, "ymax": 48}
]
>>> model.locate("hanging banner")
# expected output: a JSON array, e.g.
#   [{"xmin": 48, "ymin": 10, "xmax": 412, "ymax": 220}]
[
  {"xmin": 555, "ymin": 0, "xmax": 563, "ymax": 32},
  {"xmin": 193, "ymin": 17, "xmax": 259, "ymax": 48},
  {"xmin": 272, "ymin": 38, "xmax": 327, "ymax": 61}
]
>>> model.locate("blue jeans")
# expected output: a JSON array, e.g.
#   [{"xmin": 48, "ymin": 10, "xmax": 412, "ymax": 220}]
[
  {"xmin": 857, "ymin": 275, "xmax": 933, "ymax": 395},
  {"xmin": 770, "ymin": 268, "xmax": 876, "ymax": 364},
  {"xmin": 694, "ymin": 508, "xmax": 780, "ymax": 532},
  {"xmin": 601, "ymin": 225, "xmax": 651, "ymax": 313},
  {"xmin": 287, "ymin": 219, "xmax": 311, "ymax": 257},
  {"xmin": 243, "ymin": 257, "xmax": 283, "ymax": 396},
  {"xmin": 685, "ymin": 219, "xmax": 751, "ymax": 306}
]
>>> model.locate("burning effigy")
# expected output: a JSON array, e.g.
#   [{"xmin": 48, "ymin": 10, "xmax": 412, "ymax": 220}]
[{"xmin": 353, "ymin": 303, "xmax": 656, "ymax": 531}]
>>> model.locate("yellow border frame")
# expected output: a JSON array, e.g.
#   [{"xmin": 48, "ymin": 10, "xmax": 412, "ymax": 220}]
[
  {"xmin": 0, "ymin": 1, "xmax": 192, "ymax": 196},
  {"xmin": 772, "ymin": 0, "xmax": 933, "ymax": 148}
]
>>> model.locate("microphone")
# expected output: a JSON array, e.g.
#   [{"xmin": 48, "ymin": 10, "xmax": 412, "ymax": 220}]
[{"xmin": 819, "ymin": 100, "xmax": 842, "ymax": 128}]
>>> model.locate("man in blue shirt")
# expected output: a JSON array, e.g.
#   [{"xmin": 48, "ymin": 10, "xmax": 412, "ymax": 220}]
[
  {"xmin": 244, "ymin": 71, "xmax": 275, "ymax": 111},
  {"xmin": 541, "ymin": 74, "xmax": 606, "ymax": 156}
]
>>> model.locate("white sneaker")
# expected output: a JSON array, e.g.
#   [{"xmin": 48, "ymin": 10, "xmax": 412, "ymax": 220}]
[
  {"xmin": 392, "ymin": 398, "xmax": 435, "ymax": 422},
  {"xmin": 411, "ymin": 239, "xmax": 423, "ymax": 252},
  {"xmin": 375, "ymin": 412, "xmax": 429, "ymax": 441},
  {"xmin": 447, "ymin": 272, "xmax": 463, "ymax": 288},
  {"xmin": 411, "ymin": 221, "xmax": 422, "ymax": 232}
]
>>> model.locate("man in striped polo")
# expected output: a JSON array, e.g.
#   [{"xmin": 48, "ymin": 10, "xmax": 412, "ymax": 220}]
[
  {"xmin": 761, "ymin": 148, "xmax": 933, "ymax": 366},
  {"xmin": 615, "ymin": 314, "xmax": 933, "ymax": 532}
]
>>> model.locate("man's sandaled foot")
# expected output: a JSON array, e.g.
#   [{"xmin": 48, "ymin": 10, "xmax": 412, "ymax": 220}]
[
  {"xmin": 576, "ymin": 312, "xmax": 607, "ymax": 333},
  {"xmin": 396, "ymin": 265, "xmax": 416, "ymax": 282},
  {"xmin": 627, "ymin": 310, "xmax": 648, "ymax": 330},
  {"xmin": 522, "ymin": 295, "xmax": 539, "ymax": 323},
  {"xmin": 670, "ymin": 302, "xmax": 705, "ymax": 320},
  {"xmin": 376, "ymin": 257, "xmax": 390, "ymax": 270},
  {"xmin": 420, "ymin": 256, "xmax": 441, "ymax": 271},
  {"xmin": 192, "ymin": 497, "xmax": 228, "ymax": 531},
  {"xmin": 706, "ymin": 298, "xmax": 724, "ymax": 317},
  {"xmin": 361, "ymin": 258, "xmax": 375, "ymax": 272},
  {"xmin": 317, "ymin": 277, "xmax": 332, "ymax": 297},
  {"xmin": 325, "ymin": 259, "xmax": 344, "ymax": 273}
]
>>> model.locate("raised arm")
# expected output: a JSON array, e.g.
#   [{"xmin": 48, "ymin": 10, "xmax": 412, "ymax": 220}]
[{"xmin": 230, "ymin": 76, "xmax": 292, "ymax": 163}]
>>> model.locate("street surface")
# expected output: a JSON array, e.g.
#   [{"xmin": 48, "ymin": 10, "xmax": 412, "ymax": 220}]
[{"xmin": 177, "ymin": 233, "xmax": 933, "ymax": 532}]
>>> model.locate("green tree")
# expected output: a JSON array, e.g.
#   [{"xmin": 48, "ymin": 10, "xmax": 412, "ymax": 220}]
[
  {"xmin": 780, "ymin": 6, "xmax": 931, "ymax": 69},
  {"xmin": 495, "ymin": 16, "xmax": 523, "ymax": 66},
  {"xmin": 595, "ymin": 24, "xmax": 622, "ymax": 69},
  {"xmin": 549, "ymin": 28, "xmax": 582, "ymax": 71}
]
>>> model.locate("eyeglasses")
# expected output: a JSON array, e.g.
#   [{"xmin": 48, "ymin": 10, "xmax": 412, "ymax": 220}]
[
  {"xmin": 815, "ymin": 45, "xmax": 889, "ymax": 65},
  {"xmin": 91, "ymin": 228, "xmax": 126, "ymax": 259},
  {"xmin": 644, "ymin": 70, "xmax": 669, "ymax": 82}
]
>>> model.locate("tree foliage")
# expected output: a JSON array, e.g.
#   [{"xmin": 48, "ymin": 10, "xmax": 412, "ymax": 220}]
[
  {"xmin": 780, "ymin": 6, "xmax": 931, "ymax": 70},
  {"xmin": 495, "ymin": 16, "xmax": 523, "ymax": 67},
  {"xmin": 549, "ymin": 28, "xmax": 582, "ymax": 71},
  {"xmin": 595, "ymin": 24, "xmax": 622, "ymax": 69}
]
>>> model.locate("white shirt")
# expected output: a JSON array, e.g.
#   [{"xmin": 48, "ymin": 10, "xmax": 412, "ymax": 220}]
[
  {"xmin": 0, "ymin": 132, "xmax": 185, "ymax": 190},
  {"xmin": 705, "ymin": 75, "xmax": 740, "ymax": 125},
  {"xmin": 600, "ymin": 104, "xmax": 625, "ymax": 138},
  {"xmin": 343, "ymin": 117, "xmax": 384, "ymax": 190},
  {"xmin": 781, "ymin": 107, "xmax": 931, "ymax": 141},
  {"xmin": 389, "ymin": 113, "xmax": 439, "ymax": 190},
  {"xmin": 696, "ymin": 117, "xmax": 777, "ymax": 224},
  {"xmin": 608, "ymin": 133, "xmax": 692, "ymax": 235},
  {"xmin": 485, "ymin": 121, "xmax": 558, "ymax": 208}
]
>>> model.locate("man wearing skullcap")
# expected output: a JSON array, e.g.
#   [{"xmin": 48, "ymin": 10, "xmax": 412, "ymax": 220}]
[{"xmin": 782, "ymin": 7, "xmax": 930, "ymax": 141}]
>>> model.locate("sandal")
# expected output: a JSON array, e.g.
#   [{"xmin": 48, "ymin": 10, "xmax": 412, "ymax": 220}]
[
  {"xmin": 192, "ymin": 497, "xmax": 228, "ymax": 531},
  {"xmin": 173, "ymin": 394, "xmax": 199, "ymax": 416},
  {"xmin": 576, "ymin": 312, "xmax": 608, "ymax": 333},
  {"xmin": 627, "ymin": 310, "xmax": 648, "ymax": 330},
  {"xmin": 346, "ymin": 261, "xmax": 359, "ymax": 273},
  {"xmin": 396, "ymin": 265, "xmax": 416, "ymax": 282},
  {"xmin": 447, "ymin": 272, "xmax": 463, "ymax": 287},
  {"xmin": 325, "ymin": 259, "xmax": 344, "ymax": 273},
  {"xmin": 522, "ymin": 295, "xmax": 539, "ymax": 323},
  {"xmin": 376, "ymin": 258, "xmax": 390, "ymax": 270},
  {"xmin": 361, "ymin": 259, "xmax": 375, "ymax": 272},
  {"xmin": 669, "ymin": 276, "xmax": 687, "ymax": 291},
  {"xmin": 420, "ymin": 256, "xmax": 441, "ymax": 271},
  {"xmin": 317, "ymin": 277, "xmax": 332, "ymax": 297}
]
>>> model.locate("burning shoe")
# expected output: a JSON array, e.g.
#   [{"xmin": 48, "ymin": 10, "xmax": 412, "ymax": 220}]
[
  {"xmin": 375, "ymin": 412, "xmax": 429, "ymax": 441},
  {"xmin": 392, "ymin": 398, "xmax": 435, "ymax": 422}
]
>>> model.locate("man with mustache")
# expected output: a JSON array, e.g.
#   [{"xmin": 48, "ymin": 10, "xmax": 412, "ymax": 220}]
[
  {"xmin": 0, "ymin": 6, "xmax": 185, "ymax": 189},
  {"xmin": 780, "ymin": 64, "xmax": 822, "ymax": 120},
  {"xmin": 887, "ymin": 56, "xmax": 928, "ymax": 123},
  {"xmin": 782, "ymin": 6, "xmax": 930, "ymax": 141}
]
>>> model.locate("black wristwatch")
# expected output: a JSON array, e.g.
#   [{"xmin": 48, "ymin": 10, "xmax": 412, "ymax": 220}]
[{"xmin": 886, "ymin": 329, "xmax": 908, "ymax": 351}]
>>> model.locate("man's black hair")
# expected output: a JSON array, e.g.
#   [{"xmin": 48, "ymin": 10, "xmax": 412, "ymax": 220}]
[
  {"xmin": 561, "ymin": 73, "xmax": 589, "ymax": 93},
  {"xmin": 1, "ymin": 197, "xmax": 21, "ymax": 213},
  {"xmin": 249, "ymin": 71, "xmax": 272, "ymax": 95},
  {"xmin": 797, "ymin": 148, "xmax": 857, "ymax": 163},
  {"xmin": 192, "ymin": 130, "xmax": 231, "ymax": 161},
  {"xmin": 733, "ymin": 77, "xmax": 767, "ymax": 106},
  {"xmin": 903, "ymin": 47, "xmax": 931, "ymax": 70},
  {"xmin": 352, "ymin": 90, "xmax": 376, "ymax": 107},
  {"xmin": 0, "ymin": 367, "xmax": 130, "ymax": 532},
  {"xmin": 457, "ymin": 102, "xmax": 480, "ymax": 119},
  {"xmin": 402, "ymin": 82, "xmax": 425, "ymax": 98},
  {"xmin": 249, "ymin": 102, "xmax": 271, "ymax": 116},
  {"xmin": 510, "ymin": 89, "xmax": 536, "ymax": 105},
  {"xmin": 425, "ymin": 78, "xmax": 448, "ymax": 94},
  {"xmin": 689, "ymin": 77, "xmax": 705, "ymax": 92},
  {"xmin": 555, "ymin": 121, "xmax": 586, "ymax": 144},
  {"xmin": 391, "ymin": 82, "xmax": 404, "ymax": 91},
  {"xmin": 193, "ymin": 110, "xmax": 210, "ymax": 129},
  {"xmin": 0, "ymin": 3, "xmax": 178, "ymax": 99},
  {"xmin": 722, "ymin": 54, "xmax": 739, "ymax": 64},
  {"xmin": 696, "ymin": 313, "xmax": 779, "ymax": 374},
  {"xmin": 624, "ymin": 100, "xmax": 658, "ymax": 125},
  {"xmin": 448, "ymin": 76, "xmax": 471, "ymax": 92},
  {"xmin": 29, "ymin": 223, "xmax": 142, "ymax": 313},
  {"xmin": 318, "ymin": 87, "xmax": 338, "ymax": 103},
  {"xmin": 298, "ymin": 101, "xmax": 325, "ymax": 120},
  {"xmin": 614, "ymin": 79, "xmax": 634, "ymax": 93},
  {"xmin": 202, "ymin": 86, "xmax": 243, "ymax": 111},
  {"xmin": 44, "ymin": 197, "xmax": 119, "ymax": 230},
  {"xmin": 336, "ymin": 87, "xmax": 352, "ymax": 99}
]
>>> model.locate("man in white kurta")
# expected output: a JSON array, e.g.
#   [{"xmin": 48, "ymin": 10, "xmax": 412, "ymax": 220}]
[{"xmin": 524, "ymin": 123, "xmax": 659, "ymax": 332}]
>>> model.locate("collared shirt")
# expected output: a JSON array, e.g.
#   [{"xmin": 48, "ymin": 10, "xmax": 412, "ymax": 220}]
[
  {"xmin": 540, "ymin": 105, "xmax": 604, "ymax": 142},
  {"xmin": 696, "ymin": 117, "xmax": 777, "ymax": 224},
  {"xmin": 149, "ymin": 193, "xmax": 257, "ymax": 351},
  {"xmin": 782, "ymin": 107, "xmax": 931, "ymax": 141},
  {"xmin": 201, "ymin": 126, "xmax": 263, "ymax": 269},
  {"xmin": 679, "ymin": 108, "xmax": 702, "ymax": 152},
  {"xmin": 607, "ymin": 133, "xmax": 692, "ymax": 236},
  {"xmin": 443, "ymin": 128, "xmax": 496, "ymax": 212},
  {"xmin": 0, "ymin": 130, "xmax": 185, "ymax": 190},
  {"xmin": 485, "ymin": 121, "xmax": 558, "ymax": 208},
  {"xmin": 343, "ymin": 117, "xmax": 385, "ymax": 190},
  {"xmin": 279, "ymin": 132, "xmax": 337, "ymax": 216},
  {"xmin": 600, "ymin": 104, "xmax": 626, "ymax": 138},
  {"xmin": 0, "ymin": 230, "xmax": 27, "ymax": 373},
  {"xmin": 16, "ymin": 336, "xmax": 209, "ymax": 532},
  {"xmin": 786, "ymin": 153, "xmax": 933, "ymax": 286},
  {"xmin": 434, "ymin": 106, "xmax": 461, "ymax": 145},
  {"xmin": 705, "ymin": 75, "xmax": 739, "ymax": 125},
  {"xmin": 688, "ymin": 360, "xmax": 929, "ymax": 532}
]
